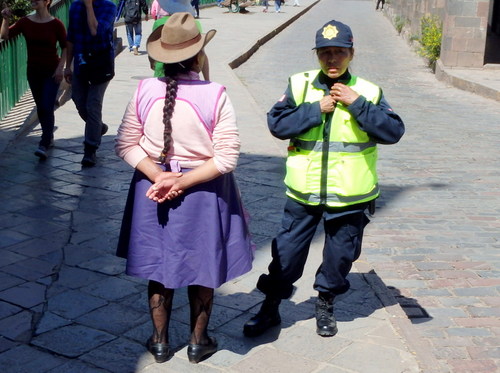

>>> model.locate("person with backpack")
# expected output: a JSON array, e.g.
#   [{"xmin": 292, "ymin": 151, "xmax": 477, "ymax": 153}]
[{"xmin": 124, "ymin": 0, "xmax": 148, "ymax": 55}]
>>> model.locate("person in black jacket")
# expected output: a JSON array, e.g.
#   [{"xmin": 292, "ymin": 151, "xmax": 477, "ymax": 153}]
[{"xmin": 124, "ymin": 0, "xmax": 148, "ymax": 55}]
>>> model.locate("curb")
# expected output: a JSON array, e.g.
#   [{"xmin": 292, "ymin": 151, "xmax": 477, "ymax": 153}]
[
  {"xmin": 228, "ymin": 0, "xmax": 320, "ymax": 69},
  {"xmin": 435, "ymin": 59, "xmax": 500, "ymax": 103}
]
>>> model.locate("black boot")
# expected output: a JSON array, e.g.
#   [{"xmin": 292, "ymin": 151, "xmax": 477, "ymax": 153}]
[
  {"xmin": 81, "ymin": 144, "xmax": 97, "ymax": 167},
  {"xmin": 316, "ymin": 292, "xmax": 337, "ymax": 337},
  {"xmin": 243, "ymin": 297, "xmax": 281, "ymax": 337}
]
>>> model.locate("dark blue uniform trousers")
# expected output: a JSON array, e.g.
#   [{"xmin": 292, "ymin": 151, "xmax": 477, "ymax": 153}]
[{"xmin": 257, "ymin": 198, "xmax": 370, "ymax": 299}]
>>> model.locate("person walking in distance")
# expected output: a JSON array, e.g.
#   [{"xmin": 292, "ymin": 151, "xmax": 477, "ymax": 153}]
[
  {"xmin": 150, "ymin": 0, "xmax": 168, "ymax": 20},
  {"xmin": 243, "ymin": 19, "xmax": 405, "ymax": 338},
  {"xmin": 261, "ymin": 0, "xmax": 269, "ymax": 12},
  {"xmin": 64, "ymin": 0, "xmax": 116, "ymax": 167},
  {"xmin": 115, "ymin": 13, "xmax": 253, "ymax": 364},
  {"xmin": 124, "ymin": 0, "xmax": 148, "ymax": 55},
  {"xmin": 376, "ymin": 0, "xmax": 385, "ymax": 10},
  {"xmin": 1, "ymin": 0, "xmax": 67, "ymax": 160},
  {"xmin": 190, "ymin": 0, "xmax": 200, "ymax": 18},
  {"xmin": 274, "ymin": 0, "xmax": 282, "ymax": 13}
]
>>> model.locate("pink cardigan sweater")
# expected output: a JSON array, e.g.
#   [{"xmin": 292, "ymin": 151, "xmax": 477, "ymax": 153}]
[{"xmin": 115, "ymin": 73, "xmax": 240, "ymax": 174}]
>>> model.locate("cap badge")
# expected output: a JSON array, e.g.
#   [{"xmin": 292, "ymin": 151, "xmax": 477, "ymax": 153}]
[{"xmin": 322, "ymin": 24, "xmax": 338, "ymax": 40}]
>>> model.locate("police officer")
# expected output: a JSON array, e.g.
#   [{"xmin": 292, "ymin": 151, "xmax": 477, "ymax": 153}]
[{"xmin": 243, "ymin": 20, "xmax": 405, "ymax": 338}]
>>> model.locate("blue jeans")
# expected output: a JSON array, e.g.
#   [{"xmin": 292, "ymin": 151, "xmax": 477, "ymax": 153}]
[
  {"xmin": 27, "ymin": 70, "xmax": 60, "ymax": 147},
  {"xmin": 71, "ymin": 73, "xmax": 110, "ymax": 149},
  {"xmin": 125, "ymin": 22, "xmax": 142, "ymax": 50},
  {"xmin": 275, "ymin": 0, "xmax": 281, "ymax": 12}
]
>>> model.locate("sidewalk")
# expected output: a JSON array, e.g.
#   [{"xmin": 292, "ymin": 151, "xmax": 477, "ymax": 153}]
[{"xmin": 0, "ymin": 2, "xmax": 496, "ymax": 372}]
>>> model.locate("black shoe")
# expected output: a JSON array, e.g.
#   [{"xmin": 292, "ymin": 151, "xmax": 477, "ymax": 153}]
[
  {"xmin": 34, "ymin": 146, "xmax": 48, "ymax": 160},
  {"xmin": 243, "ymin": 297, "xmax": 281, "ymax": 337},
  {"xmin": 101, "ymin": 123, "xmax": 109, "ymax": 136},
  {"xmin": 81, "ymin": 149, "xmax": 97, "ymax": 167},
  {"xmin": 146, "ymin": 338, "xmax": 170, "ymax": 363},
  {"xmin": 187, "ymin": 336, "xmax": 217, "ymax": 364},
  {"xmin": 316, "ymin": 293, "xmax": 338, "ymax": 337}
]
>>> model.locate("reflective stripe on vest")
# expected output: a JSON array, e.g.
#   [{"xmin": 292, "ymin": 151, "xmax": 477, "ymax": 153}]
[{"xmin": 285, "ymin": 70, "xmax": 381, "ymax": 207}]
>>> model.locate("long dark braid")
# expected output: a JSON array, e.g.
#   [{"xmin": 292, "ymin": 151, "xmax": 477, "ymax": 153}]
[{"xmin": 158, "ymin": 57, "xmax": 197, "ymax": 164}]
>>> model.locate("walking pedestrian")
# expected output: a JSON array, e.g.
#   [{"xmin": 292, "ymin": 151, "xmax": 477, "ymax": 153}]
[
  {"xmin": 261, "ymin": 0, "xmax": 269, "ymax": 12},
  {"xmin": 115, "ymin": 12, "xmax": 253, "ymax": 364},
  {"xmin": 1, "ymin": 0, "xmax": 67, "ymax": 160},
  {"xmin": 64, "ymin": 0, "xmax": 116, "ymax": 167},
  {"xmin": 275, "ymin": 0, "xmax": 282, "ymax": 13},
  {"xmin": 150, "ymin": 0, "xmax": 168, "ymax": 20},
  {"xmin": 191, "ymin": 0, "xmax": 199, "ymax": 18},
  {"xmin": 123, "ymin": 0, "xmax": 149, "ymax": 55},
  {"xmin": 376, "ymin": 0, "xmax": 385, "ymax": 10},
  {"xmin": 243, "ymin": 19, "xmax": 405, "ymax": 338}
]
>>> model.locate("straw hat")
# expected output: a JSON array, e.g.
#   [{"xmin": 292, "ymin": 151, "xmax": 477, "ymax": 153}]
[{"xmin": 146, "ymin": 12, "xmax": 216, "ymax": 64}]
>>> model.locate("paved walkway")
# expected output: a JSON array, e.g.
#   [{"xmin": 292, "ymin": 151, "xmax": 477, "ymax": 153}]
[{"xmin": 0, "ymin": 1, "xmax": 498, "ymax": 372}]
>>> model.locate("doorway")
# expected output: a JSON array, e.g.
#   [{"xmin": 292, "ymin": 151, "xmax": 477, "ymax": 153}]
[{"xmin": 485, "ymin": 0, "xmax": 500, "ymax": 64}]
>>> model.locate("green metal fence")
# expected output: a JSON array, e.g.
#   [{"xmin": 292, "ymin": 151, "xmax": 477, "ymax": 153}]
[
  {"xmin": 0, "ymin": 32, "xmax": 28, "ymax": 121},
  {"xmin": 0, "ymin": 0, "xmax": 71, "ymax": 121}
]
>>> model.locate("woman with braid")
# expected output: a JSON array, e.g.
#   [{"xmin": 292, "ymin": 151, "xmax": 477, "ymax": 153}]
[{"xmin": 115, "ymin": 13, "xmax": 253, "ymax": 364}]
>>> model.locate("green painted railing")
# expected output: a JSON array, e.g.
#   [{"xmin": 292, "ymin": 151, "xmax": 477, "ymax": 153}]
[
  {"xmin": 0, "ymin": 32, "xmax": 28, "ymax": 121},
  {"xmin": 0, "ymin": 0, "xmax": 71, "ymax": 121}
]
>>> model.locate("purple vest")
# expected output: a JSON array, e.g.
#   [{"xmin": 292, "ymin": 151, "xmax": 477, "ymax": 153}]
[{"xmin": 135, "ymin": 77, "xmax": 226, "ymax": 138}]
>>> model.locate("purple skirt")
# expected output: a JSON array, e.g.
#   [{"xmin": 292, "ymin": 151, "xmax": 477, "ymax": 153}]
[{"xmin": 117, "ymin": 167, "xmax": 254, "ymax": 289}]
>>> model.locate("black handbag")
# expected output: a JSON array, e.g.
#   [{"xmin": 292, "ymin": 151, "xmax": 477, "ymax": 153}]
[{"xmin": 80, "ymin": 48, "xmax": 115, "ymax": 85}]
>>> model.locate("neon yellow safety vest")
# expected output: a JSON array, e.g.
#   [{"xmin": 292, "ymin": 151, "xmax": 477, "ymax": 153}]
[{"xmin": 285, "ymin": 70, "xmax": 382, "ymax": 207}]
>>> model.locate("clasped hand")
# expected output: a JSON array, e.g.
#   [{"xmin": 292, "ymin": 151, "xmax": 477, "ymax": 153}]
[
  {"xmin": 320, "ymin": 83, "xmax": 359, "ymax": 113},
  {"xmin": 146, "ymin": 171, "xmax": 183, "ymax": 203}
]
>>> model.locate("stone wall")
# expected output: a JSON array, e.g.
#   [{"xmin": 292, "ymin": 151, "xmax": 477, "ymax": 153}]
[
  {"xmin": 386, "ymin": 0, "xmax": 492, "ymax": 68},
  {"xmin": 441, "ymin": 0, "xmax": 490, "ymax": 68}
]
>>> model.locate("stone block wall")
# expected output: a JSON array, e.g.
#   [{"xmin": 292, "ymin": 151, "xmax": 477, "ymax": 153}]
[
  {"xmin": 441, "ymin": 0, "xmax": 489, "ymax": 68},
  {"xmin": 387, "ymin": 0, "xmax": 492, "ymax": 68}
]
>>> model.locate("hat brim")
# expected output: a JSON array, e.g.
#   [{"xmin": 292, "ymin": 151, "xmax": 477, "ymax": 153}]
[{"xmin": 147, "ymin": 27, "xmax": 216, "ymax": 64}]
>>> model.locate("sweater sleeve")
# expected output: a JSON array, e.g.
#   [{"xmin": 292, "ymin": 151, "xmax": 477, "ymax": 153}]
[
  {"xmin": 211, "ymin": 91, "xmax": 240, "ymax": 174},
  {"xmin": 115, "ymin": 90, "xmax": 150, "ymax": 168}
]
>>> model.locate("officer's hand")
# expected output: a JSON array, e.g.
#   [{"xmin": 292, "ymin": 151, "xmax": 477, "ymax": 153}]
[
  {"xmin": 330, "ymin": 83, "xmax": 359, "ymax": 106},
  {"xmin": 320, "ymin": 95, "xmax": 336, "ymax": 113}
]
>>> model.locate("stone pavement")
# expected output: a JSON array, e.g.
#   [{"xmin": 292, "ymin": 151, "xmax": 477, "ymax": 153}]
[{"xmin": 0, "ymin": 1, "xmax": 499, "ymax": 372}]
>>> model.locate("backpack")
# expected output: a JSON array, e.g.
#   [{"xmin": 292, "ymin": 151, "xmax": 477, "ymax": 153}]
[{"xmin": 124, "ymin": 0, "xmax": 141, "ymax": 23}]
